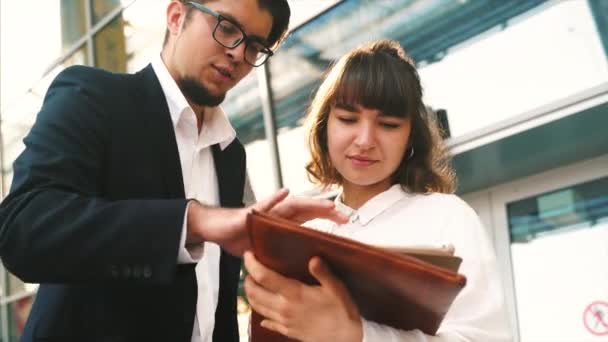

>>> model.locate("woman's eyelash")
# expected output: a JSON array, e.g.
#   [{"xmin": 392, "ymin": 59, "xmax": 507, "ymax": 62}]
[{"xmin": 380, "ymin": 122, "xmax": 400, "ymax": 129}]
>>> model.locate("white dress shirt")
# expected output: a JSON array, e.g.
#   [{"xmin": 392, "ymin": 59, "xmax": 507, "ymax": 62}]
[
  {"xmin": 151, "ymin": 55, "xmax": 237, "ymax": 342},
  {"xmin": 306, "ymin": 184, "xmax": 512, "ymax": 342}
]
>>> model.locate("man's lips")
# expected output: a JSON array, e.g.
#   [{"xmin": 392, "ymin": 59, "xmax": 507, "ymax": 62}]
[{"xmin": 212, "ymin": 65, "xmax": 234, "ymax": 80}]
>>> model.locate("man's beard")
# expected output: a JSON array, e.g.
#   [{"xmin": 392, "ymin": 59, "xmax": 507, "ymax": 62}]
[{"xmin": 177, "ymin": 77, "xmax": 226, "ymax": 107}]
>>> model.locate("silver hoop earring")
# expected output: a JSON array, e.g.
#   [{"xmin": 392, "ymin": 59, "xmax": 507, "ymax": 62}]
[{"xmin": 408, "ymin": 146, "xmax": 415, "ymax": 159}]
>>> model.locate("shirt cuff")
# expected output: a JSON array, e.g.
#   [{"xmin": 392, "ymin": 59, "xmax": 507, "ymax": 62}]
[{"xmin": 177, "ymin": 201, "xmax": 205, "ymax": 264}]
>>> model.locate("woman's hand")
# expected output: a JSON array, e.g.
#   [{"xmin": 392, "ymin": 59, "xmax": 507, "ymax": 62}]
[{"xmin": 244, "ymin": 251, "xmax": 363, "ymax": 342}]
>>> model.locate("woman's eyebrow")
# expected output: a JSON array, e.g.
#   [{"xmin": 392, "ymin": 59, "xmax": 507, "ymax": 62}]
[{"xmin": 335, "ymin": 103, "xmax": 358, "ymax": 112}]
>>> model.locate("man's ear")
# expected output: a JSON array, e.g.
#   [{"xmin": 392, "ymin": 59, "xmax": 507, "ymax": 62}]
[{"xmin": 166, "ymin": 1, "xmax": 186, "ymax": 38}]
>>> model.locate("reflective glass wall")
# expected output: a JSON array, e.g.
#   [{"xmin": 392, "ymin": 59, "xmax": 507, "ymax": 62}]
[
  {"xmin": 269, "ymin": 0, "xmax": 608, "ymax": 196},
  {"xmin": 507, "ymin": 176, "xmax": 608, "ymax": 341},
  {"xmin": 420, "ymin": 0, "xmax": 608, "ymax": 138}
]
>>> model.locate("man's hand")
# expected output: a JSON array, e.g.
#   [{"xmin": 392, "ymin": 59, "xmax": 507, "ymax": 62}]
[
  {"xmin": 244, "ymin": 251, "xmax": 363, "ymax": 342},
  {"xmin": 265, "ymin": 194, "xmax": 348, "ymax": 224},
  {"xmin": 187, "ymin": 189, "xmax": 348, "ymax": 256}
]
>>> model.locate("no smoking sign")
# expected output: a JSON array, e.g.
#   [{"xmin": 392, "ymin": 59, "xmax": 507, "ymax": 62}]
[{"xmin": 583, "ymin": 301, "xmax": 608, "ymax": 336}]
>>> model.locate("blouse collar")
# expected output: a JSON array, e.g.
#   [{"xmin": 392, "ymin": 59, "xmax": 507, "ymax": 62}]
[{"xmin": 335, "ymin": 184, "xmax": 411, "ymax": 225}]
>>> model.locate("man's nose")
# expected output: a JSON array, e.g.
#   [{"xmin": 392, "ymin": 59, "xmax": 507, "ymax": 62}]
[{"xmin": 226, "ymin": 41, "xmax": 247, "ymax": 63}]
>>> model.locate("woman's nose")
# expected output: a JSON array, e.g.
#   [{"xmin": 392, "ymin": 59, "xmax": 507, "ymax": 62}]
[{"xmin": 353, "ymin": 124, "xmax": 376, "ymax": 149}]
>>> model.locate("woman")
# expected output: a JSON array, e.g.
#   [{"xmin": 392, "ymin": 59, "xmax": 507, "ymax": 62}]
[{"xmin": 244, "ymin": 39, "xmax": 511, "ymax": 342}]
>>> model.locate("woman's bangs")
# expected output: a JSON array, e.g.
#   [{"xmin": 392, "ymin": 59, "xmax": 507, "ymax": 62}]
[{"xmin": 333, "ymin": 55, "xmax": 412, "ymax": 118}]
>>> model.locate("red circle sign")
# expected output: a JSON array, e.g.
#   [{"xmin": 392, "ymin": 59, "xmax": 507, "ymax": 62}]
[{"xmin": 583, "ymin": 301, "xmax": 608, "ymax": 336}]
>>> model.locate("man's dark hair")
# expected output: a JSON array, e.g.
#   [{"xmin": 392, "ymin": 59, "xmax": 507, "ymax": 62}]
[{"xmin": 162, "ymin": 0, "xmax": 290, "ymax": 50}]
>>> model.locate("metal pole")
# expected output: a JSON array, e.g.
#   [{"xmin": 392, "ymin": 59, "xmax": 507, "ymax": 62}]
[
  {"xmin": 0, "ymin": 266, "xmax": 9, "ymax": 342},
  {"xmin": 256, "ymin": 63, "xmax": 283, "ymax": 190},
  {"xmin": 85, "ymin": 0, "xmax": 96, "ymax": 66}
]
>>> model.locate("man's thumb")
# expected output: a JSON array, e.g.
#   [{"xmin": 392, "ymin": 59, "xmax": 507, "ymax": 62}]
[{"xmin": 253, "ymin": 188, "xmax": 289, "ymax": 213}]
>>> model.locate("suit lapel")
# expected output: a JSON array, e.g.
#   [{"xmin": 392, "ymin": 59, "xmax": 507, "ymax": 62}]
[
  {"xmin": 212, "ymin": 142, "xmax": 245, "ymax": 342},
  {"xmin": 212, "ymin": 143, "xmax": 245, "ymax": 208},
  {"xmin": 135, "ymin": 65, "xmax": 197, "ymax": 338},
  {"xmin": 136, "ymin": 64, "xmax": 185, "ymax": 199}
]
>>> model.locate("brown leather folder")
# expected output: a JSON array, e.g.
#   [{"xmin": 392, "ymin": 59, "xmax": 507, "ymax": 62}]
[
  {"xmin": 246, "ymin": 211, "xmax": 467, "ymax": 341},
  {"xmin": 381, "ymin": 245, "xmax": 463, "ymax": 273}
]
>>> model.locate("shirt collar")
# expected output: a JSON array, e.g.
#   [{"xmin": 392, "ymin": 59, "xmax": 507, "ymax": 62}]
[
  {"xmin": 198, "ymin": 106, "xmax": 237, "ymax": 150},
  {"xmin": 335, "ymin": 184, "xmax": 410, "ymax": 225},
  {"xmin": 151, "ymin": 54, "xmax": 236, "ymax": 150}
]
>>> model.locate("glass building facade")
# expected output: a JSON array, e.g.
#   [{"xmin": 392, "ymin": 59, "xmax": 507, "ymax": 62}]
[{"xmin": 1, "ymin": 0, "xmax": 607, "ymax": 341}]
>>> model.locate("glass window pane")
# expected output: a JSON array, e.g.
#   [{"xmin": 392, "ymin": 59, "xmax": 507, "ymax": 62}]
[
  {"xmin": 121, "ymin": 0, "xmax": 166, "ymax": 73},
  {"xmin": 91, "ymin": 0, "xmax": 123, "ymax": 25},
  {"xmin": 507, "ymin": 176, "xmax": 608, "ymax": 341},
  {"xmin": 1, "ymin": 1, "xmax": 86, "ymax": 114},
  {"xmin": 94, "ymin": 16, "xmax": 128, "ymax": 72},
  {"xmin": 419, "ymin": 0, "xmax": 608, "ymax": 138},
  {"xmin": 60, "ymin": 0, "xmax": 88, "ymax": 49}
]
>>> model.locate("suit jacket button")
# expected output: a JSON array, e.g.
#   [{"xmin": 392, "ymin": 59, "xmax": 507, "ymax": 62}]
[
  {"xmin": 132, "ymin": 265, "xmax": 142, "ymax": 278},
  {"xmin": 122, "ymin": 266, "xmax": 132, "ymax": 278},
  {"xmin": 110, "ymin": 265, "xmax": 119, "ymax": 278},
  {"xmin": 143, "ymin": 265, "xmax": 152, "ymax": 278}
]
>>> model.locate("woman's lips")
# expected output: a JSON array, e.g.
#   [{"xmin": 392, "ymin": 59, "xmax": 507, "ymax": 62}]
[{"xmin": 348, "ymin": 155, "xmax": 377, "ymax": 166}]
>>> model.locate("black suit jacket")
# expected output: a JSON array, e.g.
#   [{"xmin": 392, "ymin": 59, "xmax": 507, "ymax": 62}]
[{"xmin": 0, "ymin": 65, "xmax": 245, "ymax": 342}]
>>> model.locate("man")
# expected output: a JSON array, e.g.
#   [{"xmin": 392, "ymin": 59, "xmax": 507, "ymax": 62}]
[{"xmin": 0, "ymin": 1, "xmax": 346, "ymax": 341}]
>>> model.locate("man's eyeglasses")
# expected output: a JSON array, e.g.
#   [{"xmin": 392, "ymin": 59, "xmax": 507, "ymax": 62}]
[{"xmin": 187, "ymin": 1, "xmax": 274, "ymax": 67}]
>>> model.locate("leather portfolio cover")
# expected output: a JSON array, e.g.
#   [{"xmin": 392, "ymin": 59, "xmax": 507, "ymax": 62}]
[{"xmin": 246, "ymin": 211, "xmax": 467, "ymax": 342}]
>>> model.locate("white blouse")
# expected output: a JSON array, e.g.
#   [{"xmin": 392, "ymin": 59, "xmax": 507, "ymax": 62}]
[{"xmin": 305, "ymin": 184, "xmax": 512, "ymax": 342}]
